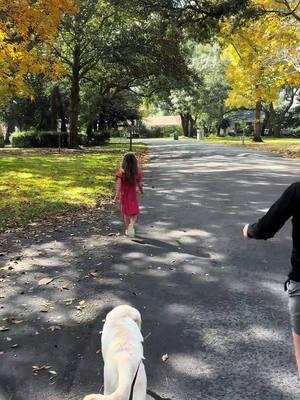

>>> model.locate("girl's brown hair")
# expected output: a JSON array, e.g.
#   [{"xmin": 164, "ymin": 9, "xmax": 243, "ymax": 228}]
[{"xmin": 122, "ymin": 152, "xmax": 138, "ymax": 185}]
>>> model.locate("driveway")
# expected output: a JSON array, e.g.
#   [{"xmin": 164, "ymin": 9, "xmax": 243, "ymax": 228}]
[{"xmin": 0, "ymin": 140, "xmax": 299, "ymax": 400}]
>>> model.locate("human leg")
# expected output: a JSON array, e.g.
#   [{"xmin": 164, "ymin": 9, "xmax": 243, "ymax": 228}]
[
  {"xmin": 129, "ymin": 214, "xmax": 138, "ymax": 227},
  {"xmin": 127, "ymin": 215, "xmax": 138, "ymax": 238},
  {"xmin": 288, "ymin": 280, "xmax": 300, "ymax": 377},
  {"xmin": 123, "ymin": 214, "xmax": 130, "ymax": 235},
  {"xmin": 292, "ymin": 333, "xmax": 300, "ymax": 377}
]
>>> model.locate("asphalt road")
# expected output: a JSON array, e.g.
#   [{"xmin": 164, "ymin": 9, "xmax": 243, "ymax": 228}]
[{"xmin": 1, "ymin": 140, "xmax": 300, "ymax": 400}]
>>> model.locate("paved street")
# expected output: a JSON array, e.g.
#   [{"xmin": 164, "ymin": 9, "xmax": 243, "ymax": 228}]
[{"xmin": 1, "ymin": 140, "xmax": 300, "ymax": 400}]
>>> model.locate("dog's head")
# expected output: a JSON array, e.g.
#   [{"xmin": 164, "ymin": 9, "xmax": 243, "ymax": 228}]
[{"xmin": 105, "ymin": 304, "xmax": 142, "ymax": 330}]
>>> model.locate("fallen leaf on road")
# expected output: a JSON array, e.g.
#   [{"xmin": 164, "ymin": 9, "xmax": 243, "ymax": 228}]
[
  {"xmin": 6, "ymin": 337, "xmax": 12, "ymax": 341},
  {"xmin": 75, "ymin": 300, "xmax": 86, "ymax": 311},
  {"xmin": 48, "ymin": 325, "xmax": 61, "ymax": 332},
  {"xmin": 96, "ymin": 349, "xmax": 101, "ymax": 355},
  {"xmin": 32, "ymin": 365, "xmax": 51, "ymax": 375},
  {"xmin": 38, "ymin": 277, "xmax": 54, "ymax": 286},
  {"xmin": 65, "ymin": 298, "xmax": 75, "ymax": 305},
  {"xmin": 0, "ymin": 326, "xmax": 9, "ymax": 332},
  {"xmin": 59, "ymin": 286, "xmax": 69, "ymax": 291},
  {"xmin": 48, "ymin": 370, "xmax": 57, "ymax": 375},
  {"xmin": 11, "ymin": 320, "xmax": 24, "ymax": 325},
  {"xmin": 11, "ymin": 344, "xmax": 19, "ymax": 348},
  {"xmin": 162, "ymin": 354, "xmax": 169, "ymax": 362}
]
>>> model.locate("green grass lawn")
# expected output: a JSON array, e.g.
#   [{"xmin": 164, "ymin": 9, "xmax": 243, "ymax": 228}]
[
  {"xmin": 203, "ymin": 136, "xmax": 300, "ymax": 158},
  {"xmin": 0, "ymin": 144, "xmax": 145, "ymax": 231}
]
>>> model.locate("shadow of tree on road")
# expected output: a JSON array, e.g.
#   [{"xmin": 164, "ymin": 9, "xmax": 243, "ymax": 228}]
[{"xmin": 1, "ymin": 143, "xmax": 300, "ymax": 400}]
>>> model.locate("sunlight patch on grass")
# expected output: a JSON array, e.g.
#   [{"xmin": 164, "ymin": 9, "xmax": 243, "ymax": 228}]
[
  {"xmin": 0, "ymin": 144, "xmax": 146, "ymax": 230},
  {"xmin": 204, "ymin": 137, "xmax": 300, "ymax": 158}
]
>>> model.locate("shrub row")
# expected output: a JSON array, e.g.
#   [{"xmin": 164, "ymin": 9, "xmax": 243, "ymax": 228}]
[
  {"xmin": 10, "ymin": 130, "xmax": 109, "ymax": 148},
  {"xmin": 89, "ymin": 130, "xmax": 111, "ymax": 145}
]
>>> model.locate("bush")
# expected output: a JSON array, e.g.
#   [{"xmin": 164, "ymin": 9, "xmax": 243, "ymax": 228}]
[
  {"xmin": 78, "ymin": 132, "xmax": 88, "ymax": 146},
  {"xmin": 10, "ymin": 129, "xmax": 109, "ymax": 148},
  {"xmin": 10, "ymin": 130, "xmax": 38, "ymax": 148},
  {"xmin": 37, "ymin": 131, "xmax": 68, "ymax": 147},
  {"xmin": 10, "ymin": 130, "xmax": 69, "ymax": 148},
  {"xmin": 89, "ymin": 130, "xmax": 110, "ymax": 146},
  {"xmin": 109, "ymin": 129, "xmax": 125, "ymax": 138},
  {"xmin": 290, "ymin": 130, "xmax": 300, "ymax": 137},
  {"xmin": 138, "ymin": 124, "xmax": 182, "ymax": 138}
]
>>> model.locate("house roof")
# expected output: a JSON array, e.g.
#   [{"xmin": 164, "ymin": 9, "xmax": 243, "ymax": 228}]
[{"xmin": 143, "ymin": 115, "xmax": 181, "ymax": 127}]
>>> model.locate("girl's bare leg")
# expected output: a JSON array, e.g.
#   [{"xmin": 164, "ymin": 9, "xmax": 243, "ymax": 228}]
[
  {"xmin": 293, "ymin": 333, "xmax": 300, "ymax": 377},
  {"xmin": 130, "ymin": 215, "xmax": 138, "ymax": 228},
  {"xmin": 124, "ymin": 215, "xmax": 130, "ymax": 229}
]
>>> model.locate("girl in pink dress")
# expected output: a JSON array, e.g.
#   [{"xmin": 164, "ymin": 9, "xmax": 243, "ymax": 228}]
[{"xmin": 114, "ymin": 152, "xmax": 143, "ymax": 238}]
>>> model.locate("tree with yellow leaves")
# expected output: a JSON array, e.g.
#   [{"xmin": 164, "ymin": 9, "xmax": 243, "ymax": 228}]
[
  {"xmin": 257, "ymin": 0, "xmax": 300, "ymax": 22},
  {"xmin": 0, "ymin": 0, "xmax": 75, "ymax": 105},
  {"xmin": 221, "ymin": 5, "xmax": 300, "ymax": 140}
]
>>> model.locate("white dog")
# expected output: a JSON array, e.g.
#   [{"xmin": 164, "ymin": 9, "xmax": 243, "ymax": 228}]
[{"xmin": 84, "ymin": 305, "xmax": 147, "ymax": 400}]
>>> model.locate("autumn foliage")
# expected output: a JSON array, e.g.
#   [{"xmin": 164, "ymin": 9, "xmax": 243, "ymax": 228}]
[
  {"xmin": 220, "ymin": 1, "xmax": 300, "ymax": 109},
  {"xmin": 0, "ymin": 0, "xmax": 75, "ymax": 104}
]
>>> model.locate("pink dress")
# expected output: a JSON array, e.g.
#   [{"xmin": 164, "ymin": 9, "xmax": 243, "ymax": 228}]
[{"xmin": 116, "ymin": 170, "xmax": 142, "ymax": 216}]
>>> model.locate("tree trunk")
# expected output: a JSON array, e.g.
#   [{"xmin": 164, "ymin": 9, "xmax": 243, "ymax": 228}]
[
  {"xmin": 274, "ymin": 117, "xmax": 283, "ymax": 137},
  {"xmin": 86, "ymin": 122, "xmax": 93, "ymax": 139},
  {"xmin": 189, "ymin": 115, "xmax": 195, "ymax": 137},
  {"xmin": 93, "ymin": 120, "xmax": 98, "ymax": 132},
  {"xmin": 180, "ymin": 114, "xmax": 189, "ymax": 136},
  {"xmin": 253, "ymin": 100, "xmax": 263, "ymax": 142},
  {"xmin": 50, "ymin": 86, "xmax": 59, "ymax": 131},
  {"xmin": 217, "ymin": 105, "xmax": 225, "ymax": 137},
  {"xmin": 69, "ymin": 44, "xmax": 80, "ymax": 148},
  {"xmin": 98, "ymin": 113, "xmax": 106, "ymax": 131},
  {"xmin": 274, "ymin": 88, "xmax": 298, "ymax": 137},
  {"xmin": 5, "ymin": 119, "xmax": 15, "ymax": 144},
  {"xmin": 269, "ymin": 103, "xmax": 275, "ymax": 136},
  {"xmin": 61, "ymin": 107, "xmax": 67, "ymax": 132}
]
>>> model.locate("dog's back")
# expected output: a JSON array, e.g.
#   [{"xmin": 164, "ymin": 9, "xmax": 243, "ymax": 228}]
[{"xmin": 84, "ymin": 305, "xmax": 147, "ymax": 400}]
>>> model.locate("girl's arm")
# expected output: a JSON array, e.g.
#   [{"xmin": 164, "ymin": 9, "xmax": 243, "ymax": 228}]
[
  {"xmin": 114, "ymin": 177, "xmax": 121, "ymax": 201},
  {"xmin": 137, "ymin": 172, "xmax": 143, "ymax": 195},
  {"xmin": 138, "ymin": 182, "xmax": 144, "ymax": 195}
]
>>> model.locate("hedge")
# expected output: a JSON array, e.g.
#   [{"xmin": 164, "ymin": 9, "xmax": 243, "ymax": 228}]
[
  {"xmin": 10, "ymin": 131, "xmax": 89, "ymax": 148},
  {"xmin": 89, "ymin": 130, "xmax": 110, "ymax": 145},
  {"xmin": 138, "ymin": 124, "xmax": 182, "ymax": 138}
]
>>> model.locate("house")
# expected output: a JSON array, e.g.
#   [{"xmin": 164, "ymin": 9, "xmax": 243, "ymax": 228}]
[
  {"xmin": 142, "ymin": 115, "xmax": 181, "ymax": 127},
  {"xmin": 226, "ymin": 110, "xmax": 265, "ymax": 134}
]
